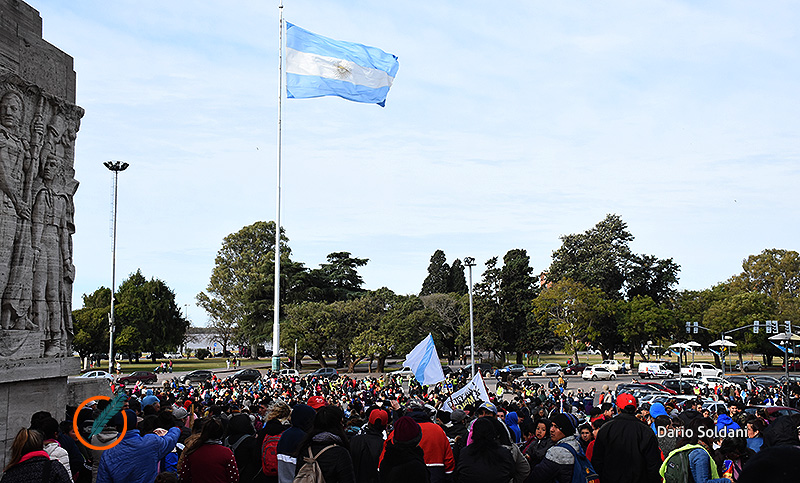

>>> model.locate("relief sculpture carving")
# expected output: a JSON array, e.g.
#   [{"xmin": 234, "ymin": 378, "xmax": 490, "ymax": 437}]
[{"xmin": 0, "ymin": 75, "xmax": 82, "ymax": 359}]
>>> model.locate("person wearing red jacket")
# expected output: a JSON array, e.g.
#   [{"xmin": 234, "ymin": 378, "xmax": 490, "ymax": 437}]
[{"xmin": 379, "ymin": 404, "xmax": 455, "ymax": 483}]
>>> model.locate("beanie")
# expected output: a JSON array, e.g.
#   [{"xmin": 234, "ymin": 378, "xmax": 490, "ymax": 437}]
[
  {"xmin": 551, "ymin": 413, "xmax": 576, "ymax": 436},
  {"xmin": 450, "ymin": 409, "xmax": 467, "ymax": 423},
  {"xmin": 393, "ymin": 416, "xmax": 421, "ymax": 444}
]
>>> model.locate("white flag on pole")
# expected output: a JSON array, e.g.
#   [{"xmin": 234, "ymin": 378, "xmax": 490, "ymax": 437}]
[
  {"xmin": 442, "ymin": 372, "xmax": 491, "ymax": 412},
  {"xmin": 403, "ymin": 333, "xmax": 445, "ymax": 386}
]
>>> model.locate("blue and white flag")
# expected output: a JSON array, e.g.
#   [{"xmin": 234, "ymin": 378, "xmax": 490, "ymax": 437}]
[
  {"xmin": 285, "ymin": 22, "xmax": 399, "ymax": 107},
  {"xmin": 403, "ymin": 333, "xmax": 445, "ymax": 386}
]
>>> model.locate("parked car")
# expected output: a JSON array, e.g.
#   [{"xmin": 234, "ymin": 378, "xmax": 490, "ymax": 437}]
[
  {"xmin": 744, "ymin": 406, "xmax": 800, "ymax": 422},
  {"xmin": 563, "ymin": 363, "xmax": 589, "ymax": 375},
  {"xmin": 78, "ymin": 370, "xmax": 114, "ymax": 381},
  {"xmin": 639, "ymin": 381, "xmax": 677, "ymax": 395},
  {"xmin": 724, "ymin": 375, "xmax": 749, "ymax": 388},
  {"xmin": 582, "ymin": 365, "xmax": 616, "ymax": 381},
  {"xmin": 699, "ymin": 376, "xmax": 736, "ymax": 389},
  {"xmin": 637, "ymin": 362, "xmax": 674, "ymax": 379},
  {"xmin": 311, "ymin": 367, "xmax": 338, "ymax": 379},
  {"xmin": 460, "ymin": 363, "xmax": 493, "ymax": 378},
  {"xmin": 279, "ymin": 368, "xmax": 300, "ymax": 377},
  {"xmin": 780, "ymin": 374, "xmax": 800, "ymax": 384},
  {"xmin": 496, "ymin": 364, "xmax": 527, "ymax": 380},
  {"xmin": 228, "ymin": 368, "xmax": 261, "ymax": 383},
  {"xmin": 395, "ymin": 367, "xmax": 415, "ymax": 376},
  {"xmin": 681, "ymin": 363, "xmax": 722, "ymax": 378},
  {"xmin": 117, "ymin": 371, "xmax": 158, "ymax": 385},
  {"xmin": 531, "ymin": 363, "xmax": 562, "ymax": 376},
  {"xmin": 662, "ymin": 378, "xmax": 703, "ymax": 395},
  {"xmin": 597, "ymin": 360, "xmax": 625, "ymax": 373},
  {"xmin": 180, "ymin": 370, "xmax": 213, "ymax": 384},
  {"xmin": 783, "ymin": 359, "xmax": 800, "ymax": 371},
  {"xmin": 702, "ymin": 401, "xmax": 728, "ymax": 415},
  {"xmin": 736, "ymin": 360, "xmax": 762, "ymax": 372},
  {"xmin": 662, "ymin": 362, "xmax": 682, "ymax": 374},
  {"xmin": 752, "ymin": 375, "xmax": 782, "ymax": 389}
]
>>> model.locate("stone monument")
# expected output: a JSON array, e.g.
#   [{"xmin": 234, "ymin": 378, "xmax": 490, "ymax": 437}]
[{"xmin": 0, "ymin": 0, "xmax": 83, "ymax": 467}]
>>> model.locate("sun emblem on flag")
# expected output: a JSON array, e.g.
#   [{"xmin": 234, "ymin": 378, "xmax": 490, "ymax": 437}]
[{"xmin": 335, "ymin": 61, "xmax": 352, "ymax": 79}]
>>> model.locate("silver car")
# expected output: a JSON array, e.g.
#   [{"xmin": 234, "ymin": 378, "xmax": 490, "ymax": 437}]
[{"xmin": 532, "ymin": 363, "xmax": 562, "ymax": 376}]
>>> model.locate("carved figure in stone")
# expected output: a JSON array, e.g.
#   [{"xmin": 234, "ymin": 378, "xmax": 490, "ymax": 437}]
[
  {"xmin": 31, "ymin": 154, "xmax": 73, "ymax": 356},
  {"xmin": 0, "ymin": 89, "xmax": 32, "ymax": 331}
]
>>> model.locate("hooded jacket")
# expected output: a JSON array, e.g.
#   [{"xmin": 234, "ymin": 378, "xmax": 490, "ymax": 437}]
[
  {"xmin": 715, "ymin": 415, "xmax": 741, "ymax": 434},
  {"xmin": 380, "ymin": 411, "xmax": 455, "ymax": 483},
  {"xmin": 526, "ymin": 435, "xmax": 581, "ymax": 483},
  {"xmin": 590, "ymin": 413, "xmax": 662, "ymax": 483},
  {"xmin": 506, "ymin": 412, "xmax": 522, "ymax": 443},
  {"xmin": 276, "ymin": 404, "xmax": 316, "ymax": 483}
]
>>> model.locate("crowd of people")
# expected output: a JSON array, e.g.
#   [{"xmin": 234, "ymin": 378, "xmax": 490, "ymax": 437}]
[{"xmin": 3, "ymin": 366, "xmax": 800, "ymax": 483}]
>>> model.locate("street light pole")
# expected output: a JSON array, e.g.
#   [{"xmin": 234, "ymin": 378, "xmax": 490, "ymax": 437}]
[
  {"xmin": 464, "ymin": 257, "xmax": 476, "ymax": 379},
  {"xmin": 104, "ymin": 161, "xmax": 129, "ymax": 374}
]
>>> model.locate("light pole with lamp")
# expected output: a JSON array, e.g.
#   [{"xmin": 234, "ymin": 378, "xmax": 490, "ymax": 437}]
[
  {"xmin": 104, "ymin": 160, "xmax": 129, "ymax": 374},
  {"xmin": 464, "ymin": 257, "xmax": 476, "ymax": 378}
]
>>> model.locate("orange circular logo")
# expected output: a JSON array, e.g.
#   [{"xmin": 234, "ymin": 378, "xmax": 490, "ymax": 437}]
[{"xmin": 72, "ymin": 395, "xmax": 128, "ymax": 451}]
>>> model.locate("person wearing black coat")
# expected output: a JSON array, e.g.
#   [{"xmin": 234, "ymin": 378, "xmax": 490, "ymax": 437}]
[
  {"xmin": 294, "ymin": 406, "xmax": 356, "ymax": 483},
  {"xmin": 455, "ymin": 417, "xmax": 514, "ymax": 483},
  {"xmin": 276, "ymin": 404, "xmax": 316, "ymax": 483},
  {"xmin": 379, "ymin": 416, "xmax": 430, "ymax": 483},
  {"xmin": 224, "ymin": 413, "xmax": 262, "ymax": 483},
  {"xmin": 351, "ymin": 408, "xmax": 388, "ymax": 483}
]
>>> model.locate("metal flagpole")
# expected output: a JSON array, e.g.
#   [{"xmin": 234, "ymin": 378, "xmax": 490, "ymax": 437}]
[{"xmin": 272, "ymin": 0, "xmax": 284, "ymax": 372}]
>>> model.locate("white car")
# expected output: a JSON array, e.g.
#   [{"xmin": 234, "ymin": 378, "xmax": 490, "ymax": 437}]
[
  {"xmin": 582, "ymin": 365, "xmax": 616, "ymax": 381},
  {"xmin": 395, "ymin": 367, "xmax": 415, "ymax": 376},
  {"xmin": 78, "ymin": 370, "xmax": 115, "ymax": 381},
  {"xmin": 699, "ymin": 376, "xmax": 736, "ymax": 388},
  {"xmin": 597, "ymin": 360, "xmax": 625, "ymax": 373},
  {"xmin": 681, "ymin": 363, "xmax": 723, "ymax": 378},
  {"xmin": 532, "ymin": 363, "xmax": 562, "ymax": 376},
  {"xmin": 736, "ymin": 361, "xmax": 762, "ymax": 372},
  {"xmin": 279, "ymin": 368, "xmax": 300, "ymax": 377}
]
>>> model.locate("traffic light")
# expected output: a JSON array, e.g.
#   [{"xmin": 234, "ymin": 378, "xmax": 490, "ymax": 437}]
[
  {"xmin": 770, "ymin": 320, "xmax": 779, "ymax": 333},
  {"xmin": 685, "ymin": 321, "xmax": 691, "ymax": 333},
  {"xmin": 753, "ymin": 321, "xmax": 759, "ymax": 334},
  {"xmin": 786, "ymin": 321, "xmax": 792, "ymax": 334}
]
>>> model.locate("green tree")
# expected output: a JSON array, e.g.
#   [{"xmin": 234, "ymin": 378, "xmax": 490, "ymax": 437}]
[
  {"xmin": 617, "ymin": 295, "xmax": 675, "ymax": 366},
  {"xmin": 704, "ymin": 289, "xmax": 776, "ymax": 367},
  {"xmin": 307, "ymin": 252, "xmax": 369, "ymax": 302},
  {"xmin": 500, "ymin": 249, "xmax": 537, "ymax": 364},
  {"xmin": 420, "ymin": 250, "xmax": 450, "ymax": 295},
  {"xmin": 115, "ymin": 270, "xmax": 189, "ymax": 361},
  {"xmin": 472, "ymin": 257, "xmax": 505, "ymax": 360},
  {"xmin": 196, "ymin": 221, "xmax": 291, "ymax": 356},
  {"xmin": 626, "ymin": 254, "xmax": 680, "ymax": 304},
  {"xmin": 421, "ymin": 292, "xmax": 466, "ymax": 359},
  {"xmin": 548, "ymin": 214, "xmax": 633, "ymax": 299},
  {"xmin": 530, "ymin": 279, "xmax": 605, "ymax": 363},
  {"xmin": 448, "ymin": 259, "xmax": 468, "ymax": 295},
  {"xmin": 72, "ymin": 287, "xmax": 111, "ymax": 369},
  {"xmin": 728, "ymin": 249, "xmax": 800, "ymax": 322}
]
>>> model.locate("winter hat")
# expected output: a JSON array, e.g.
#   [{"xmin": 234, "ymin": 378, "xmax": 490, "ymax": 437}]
[
  {"xmin": 141, "ymin": 395, "xmax": 159, "ymax": 408},
  {"xmin": 183, "ymin": 400, "xmax": 193, "ymax": 410},
  {"xmin": 173, "ymin": 408, "xmax": 188, "ymax": 420},
  {"xmin": 649, "ymin": 403, "xmax": 668, "ymax": 419},
  {"xmin": 451, "ymin": 409, "xmax": 467, "ymax": 423},
  {"xmin": 551, "ymin": 413, "xmax": 576, "ymax": 436},
  {"xmin": 393, "ymin": 416, "xmax": 421, "ymax": 444}
]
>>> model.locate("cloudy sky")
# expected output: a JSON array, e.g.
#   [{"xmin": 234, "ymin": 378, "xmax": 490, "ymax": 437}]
[{"xmin": 29, "ymin": 1, "xmax": 800, "ymax": 326}]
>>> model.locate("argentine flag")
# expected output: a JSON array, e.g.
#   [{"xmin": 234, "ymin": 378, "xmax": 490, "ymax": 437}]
[
  {"xmin": 285, "ymin": 22, "xmax": 399, "ymax": 107},
  {"xmin": 403, "ymin": 333, "xmax": 445, "ymax": 386}
]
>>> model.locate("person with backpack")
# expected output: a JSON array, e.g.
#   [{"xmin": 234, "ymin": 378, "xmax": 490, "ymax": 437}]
[
  {"xmin": 276, "ymin": 404, "xmax": 316, "ymax": 483},
  {"xmin": 525, "ymin": 413, "xmax": 590, "ymax": 483},
  {"xmin": 659, "ymin": 417, "xmax": 731, "ymax": 483},
  {"xmin": 590, "ymin": 394, "xmax": 661, "ymax": 483},
  {"xmin": 224, "ymin": 413, "xmax": 261, "ymax": 482},
  {"xmin": 293, "ymin": 405, "xmax": 356, "ymax": 483},
  {"xmin": 259, "ymin": 401, "xmax": 291, "ymax": 483}
]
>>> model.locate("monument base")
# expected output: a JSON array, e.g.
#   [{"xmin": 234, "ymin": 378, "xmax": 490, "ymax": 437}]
[{"xmin": 0, "ymin": 356, "xmax": 79, "ymax": 469}]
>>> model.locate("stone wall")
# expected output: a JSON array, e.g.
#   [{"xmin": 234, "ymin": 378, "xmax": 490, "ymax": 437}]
[{"xmin": 0, "ymin": 0, "xmax": 83, "ymax": 469}]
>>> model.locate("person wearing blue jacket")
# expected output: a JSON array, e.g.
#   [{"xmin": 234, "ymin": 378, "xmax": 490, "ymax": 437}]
[
  {"xmin": 97, "ymin": 409, "xmax": 180, "ymax": 483},
  {"xmin": 715, "ymin": 408, "xmax": 741, "ymax": 436},
  {"xmin": 505, "ymin": 412, "xmax": 522, "ymax": 444}
]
